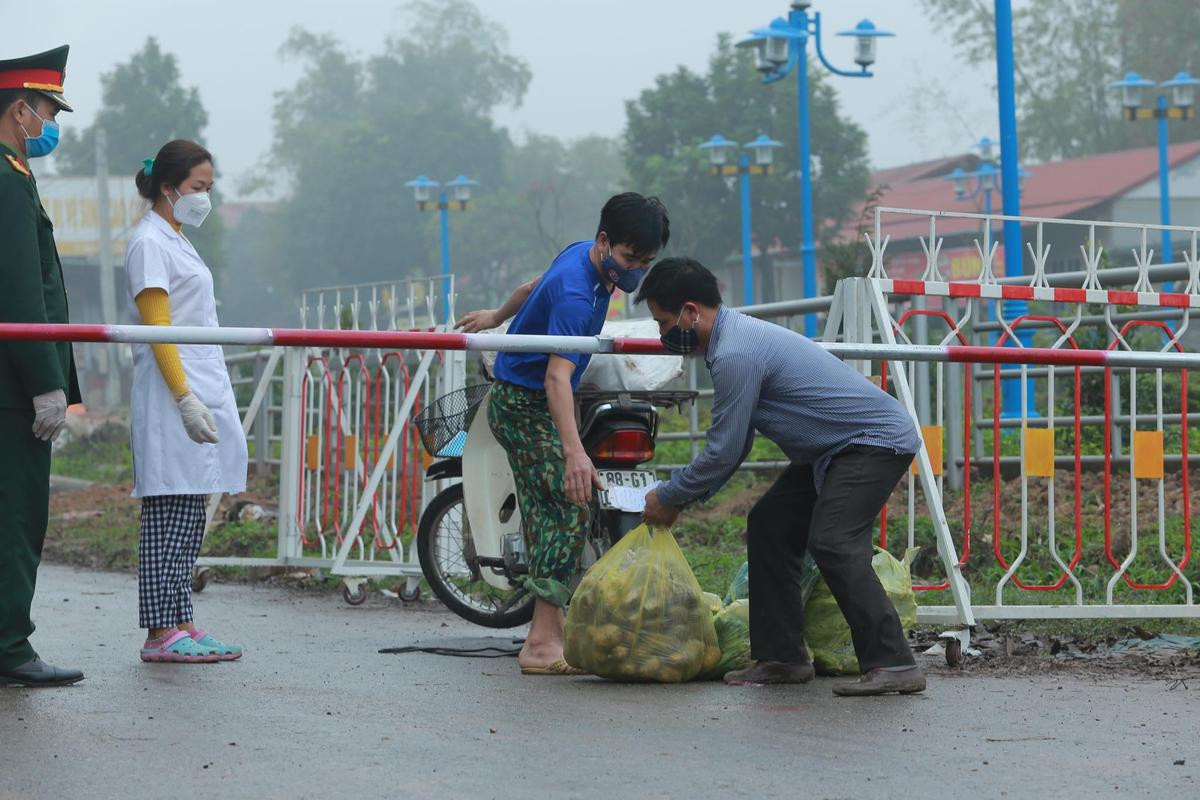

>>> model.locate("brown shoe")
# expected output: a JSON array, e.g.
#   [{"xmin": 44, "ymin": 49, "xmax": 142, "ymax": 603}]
[
  {"xmin": 832, "ymin": 666, "xmax": 926, "ymax": 696},
  {"xmin": 724, "ymin": 660, "xmax": 815, "ymax": 686}
]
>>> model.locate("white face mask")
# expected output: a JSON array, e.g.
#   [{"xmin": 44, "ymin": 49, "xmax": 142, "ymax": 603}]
[{"xmin": 169, "ymin": 187, "xmax": 212, "ymax": 227}]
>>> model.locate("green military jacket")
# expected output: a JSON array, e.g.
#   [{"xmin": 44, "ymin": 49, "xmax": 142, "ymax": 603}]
[{"xmin": 0, "ymin": 140, "xmax": 81, "ymax": 410}]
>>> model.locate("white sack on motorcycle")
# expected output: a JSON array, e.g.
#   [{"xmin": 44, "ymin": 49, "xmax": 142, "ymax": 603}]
[{"xmin": 478, "ymin": 318, "xmax": 685, "ymax": 391}]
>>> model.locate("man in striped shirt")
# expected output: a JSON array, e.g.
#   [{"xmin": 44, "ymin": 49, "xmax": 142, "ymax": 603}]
[{"xmin": 637, "ymin": 257, "xmax": 927, "ymax": 696}]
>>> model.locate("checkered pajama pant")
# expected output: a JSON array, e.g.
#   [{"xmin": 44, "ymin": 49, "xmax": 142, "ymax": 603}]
[{"xmin": 138, "ymin": 494, "xmax": 208, "ymax": 630}]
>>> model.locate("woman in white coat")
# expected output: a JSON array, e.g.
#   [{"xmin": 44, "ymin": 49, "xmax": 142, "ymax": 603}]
[{"xmin": 125, "ymin": 139, "xmax": 247, "ymax": 663}]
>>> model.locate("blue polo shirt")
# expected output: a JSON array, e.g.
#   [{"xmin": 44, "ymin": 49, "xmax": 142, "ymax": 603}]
[{"xmin": 494, "ymin": 240, "xmax": 611, "ymax": 391}]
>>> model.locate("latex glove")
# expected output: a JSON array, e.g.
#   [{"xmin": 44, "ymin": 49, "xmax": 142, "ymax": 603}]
[
  {"xmin": 176, "ymin": 391, "xmax": 220, "ymax": 444},
  {"xmin": 31, "ymin": 389, "xmax": 67, "ymax": 442}
]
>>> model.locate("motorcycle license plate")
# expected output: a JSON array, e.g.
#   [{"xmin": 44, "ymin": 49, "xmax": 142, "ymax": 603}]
[{"xmin": 597, "ymin": 470, "xmax": 657, "ymax": 512}]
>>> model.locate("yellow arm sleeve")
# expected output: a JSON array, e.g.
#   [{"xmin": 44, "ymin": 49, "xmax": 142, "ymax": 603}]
[{"xmin": 134, "ymin": 288, "xmax": 190, "ymax": 399}]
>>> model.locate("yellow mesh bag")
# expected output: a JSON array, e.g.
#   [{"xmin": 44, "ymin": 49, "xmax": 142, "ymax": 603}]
[{"xmin": 564, "ymin": 525, "xmax": 720, "ymax": 683}]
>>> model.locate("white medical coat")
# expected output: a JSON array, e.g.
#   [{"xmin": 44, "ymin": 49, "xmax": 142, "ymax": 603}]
[{"xmin": 124, "ymin": 212, "xmax": 247, "ymax": 498}]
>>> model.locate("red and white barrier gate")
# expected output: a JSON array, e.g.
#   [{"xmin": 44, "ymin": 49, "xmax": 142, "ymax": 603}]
[{"xmin": 833, "ymin": 208, "xmax": 1200, "ymax": 660}]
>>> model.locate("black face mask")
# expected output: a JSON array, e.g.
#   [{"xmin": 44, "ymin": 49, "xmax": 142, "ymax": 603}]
[
  {"xmin": 602, "ymin": 245, "xmax": 647, "ymax": 293},
  {"xmin": 661, "ymin": 308, "xmax": 698, "ymax": 355}
]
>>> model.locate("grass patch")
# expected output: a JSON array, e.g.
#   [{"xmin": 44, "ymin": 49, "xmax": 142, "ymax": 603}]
[
  {"xmin": 51, "ymin": 422, "xmax": 133, "ymax": 484},
  {"xmin": 45, "ymin": 483, "xmax": 279, "ymax": 578},
  {"xmin": 681, "ymin": 536, "xmax": 745, "ymax": 599},
  {"xmin": 972, "ymin": 617, "xmax": 1200, "ymax": 639},
  {"xmin": 658, "ymin": 466, "xmax": 1200, "ymax": 639},
  {"xmin": 667, "ymin": 472, "xmax": 764, "ymax": 596},
  {"xmin": 44, "ymin": 498, "xmax": 141, "ymax": 571}
]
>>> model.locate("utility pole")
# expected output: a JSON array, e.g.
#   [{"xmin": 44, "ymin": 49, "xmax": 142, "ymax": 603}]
[{"xmin": 95, "ymin": 128, "xmax": 120, "ymax": 408}]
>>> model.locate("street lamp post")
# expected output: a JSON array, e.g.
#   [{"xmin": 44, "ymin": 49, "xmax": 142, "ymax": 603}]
[
  {"xmin": 946, "ymin": 139, "xmax": 1033, "ymax": 417},
  {"xmin": 947, "ymin": 137, "xmax": 1031, "ymax": 239},
  {"xmin": 404, "ymin": 174, "xmax": 478, "ymax": 324},
  {"xmin": 992, "ymin": 1, "xmax": 1049, "ymax": 419},
  {"xmin": 736, "ymin": 2, "xmax": 893, "ymax": 337},
  {"xmin": 700, "ymin": 133, "xmax": 782, "ymax": 306},
  {"xmin": 1107, "ymin": 70, "xmax": 1198, "ymax": 285}
]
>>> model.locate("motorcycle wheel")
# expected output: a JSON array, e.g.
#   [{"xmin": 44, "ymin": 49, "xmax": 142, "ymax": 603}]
[{"xmin": 416, "ymin": 483, "xmax": 534, "ymax": 629}]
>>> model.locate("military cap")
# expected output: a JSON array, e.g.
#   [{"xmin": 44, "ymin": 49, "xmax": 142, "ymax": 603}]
[{"xmin": 0, "ymin": 45, "xmax": 73, "ymax": 112}]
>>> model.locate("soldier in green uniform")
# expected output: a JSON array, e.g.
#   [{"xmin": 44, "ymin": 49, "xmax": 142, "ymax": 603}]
[{"xmin": 0, "ymin": 45, "xmax": 84, "ymax": 687}]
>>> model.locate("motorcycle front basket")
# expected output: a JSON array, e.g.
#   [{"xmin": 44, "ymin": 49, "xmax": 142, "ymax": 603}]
[{"xmin": 413, "ymin": 384, "xmax": 491, "ymax": 457}]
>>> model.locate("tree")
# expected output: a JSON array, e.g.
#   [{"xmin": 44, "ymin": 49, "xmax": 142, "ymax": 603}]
[
  {"xmin": 245, "ymin": 1, "xmax": 534, "ymax": 316},
  {"xmin": 55, "ymin": 38, "xmax": 209, "ymax": 175},
  {"xmin": 441, "ymin": 134, "xmax": 628, "ymax": 311},
  {"xmin": 623, "ymin": 35, "xmax": 870, "ymax": 298},
  {"xmin": 918, "ymin": 0, "xmax": 1200, "ymax": 161},
  {"xmin": 53, "ymin": 38, "xmax": 225, "ymax": 281},
  {"xmin": 510, "ymin": 134, "xmax": 627, "ymax": 263},
  {"xmin": 232, "ymin": 0, "xmax": 630, "ymax": 326}
]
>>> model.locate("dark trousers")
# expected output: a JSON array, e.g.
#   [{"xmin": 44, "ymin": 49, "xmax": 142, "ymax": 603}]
[
  {"xmin": 747, "ymin": 445, "xmax": 915, "ymax": 673},
  {"xmin": 0, "ymin": 410, "xmax": 51, "ymax": 671}
]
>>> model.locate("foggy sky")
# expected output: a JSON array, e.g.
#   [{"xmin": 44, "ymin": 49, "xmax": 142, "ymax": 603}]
[{"xmin": 3, "ymin": 0, "xmax": 998, "ymax": 199}]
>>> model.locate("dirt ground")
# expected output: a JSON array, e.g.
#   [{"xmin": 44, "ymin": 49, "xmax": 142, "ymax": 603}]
[
  {"xmin": 45, "ymin": 476, "xmax": 279, "ymax": 571},
  {"xmin": 912, "ymin": 626, "xmax": 1200, "ymax": 683}
]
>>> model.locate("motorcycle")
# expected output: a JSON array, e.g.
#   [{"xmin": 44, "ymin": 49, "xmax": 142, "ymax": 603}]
[{"xmin": 415, "ymin": 384, "xmax": 695, "ymax": 628}]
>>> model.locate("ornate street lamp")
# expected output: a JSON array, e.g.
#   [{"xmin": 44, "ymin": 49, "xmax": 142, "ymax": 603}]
[
  {"xmin": 1108, "ymin": 69, "xmax": 1199, "ymax": 271},
  {"xmin": 700, "ymin": 134, "xmax": 781, "ymax": 305},
  {"xmin": 735, "ymin": 3, "xmax": 893, "ymax": 336},
  {"xmin": 406, "ymin": 174, "xmax": 479, "ymax": 322}
]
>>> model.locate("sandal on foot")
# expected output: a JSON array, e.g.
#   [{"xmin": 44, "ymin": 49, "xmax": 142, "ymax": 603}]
[
  {"xmin": 188, "ymin": 629, "xmax": 242, "ymax": 661},
  {"xmin": 140, "ymin": 629, "xmax": 220, "ymax": 663},
  {"xmin": 520, "ymin": 658, "xmax": 587, "ymax": 676}
]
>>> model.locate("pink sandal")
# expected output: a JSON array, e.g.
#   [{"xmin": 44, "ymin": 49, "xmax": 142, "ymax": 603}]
[{"xmin": 140, "ymin": 629, "xmax": 220, "ymax": 663}]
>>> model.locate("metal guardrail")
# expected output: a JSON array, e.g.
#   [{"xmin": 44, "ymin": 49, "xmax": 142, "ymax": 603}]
[
  {"xmin": 225, "ymin": 349, "xmax": 284, "ymax": 472},
  {"xmin": 662, "ymin": 258, "xmax": 1198, "ymax": 470}
]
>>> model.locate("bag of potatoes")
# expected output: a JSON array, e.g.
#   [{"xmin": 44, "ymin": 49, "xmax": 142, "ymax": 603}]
[{"xmin": 564, "ymin": 525, "xmax": 720, "ymax": 682}]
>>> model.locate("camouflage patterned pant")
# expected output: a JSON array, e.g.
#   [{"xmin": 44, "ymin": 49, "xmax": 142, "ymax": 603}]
[{"xmin": 487, "ymin": 380, "xmax": 590, "ymax": 607}]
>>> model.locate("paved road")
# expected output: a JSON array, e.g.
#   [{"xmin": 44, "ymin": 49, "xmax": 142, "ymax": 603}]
[{"xmin": 2, "ymin": 565, "xmax": 1196, "ymax": 799}]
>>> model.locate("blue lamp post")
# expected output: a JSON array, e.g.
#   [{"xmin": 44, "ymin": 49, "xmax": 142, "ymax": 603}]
[
  {"xmin": 947, "ymin": 139, "xmax": 1030, "ymax": 233},
  {"xmin": 1107, "ymin": 70, "xmax": 1198, "ymax": 287},
  {"xmin": 946, "ymin": 140, "xmax": 1033, "ymax": 417},
  {"xmin": 700, "ymin": 133, "xmax": 782, "ymax": 306},
  {"xmin": 736, "ymin": 3, "xmax": 893, "ymax": 337},
  {"xmin": 989, "ymin": 0, "xmax": 1039, "ymax": 419},
  {"xmin": 405, "ymin": 174, "xmax": 478, "ymax": 324}
]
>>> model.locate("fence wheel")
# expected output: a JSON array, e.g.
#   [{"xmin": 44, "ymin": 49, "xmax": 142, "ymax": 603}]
[
  {"xmin": 191, "ymin": 568, "xmax": 211, "ymax": 593},
  {"xmin": 944, "ymin": 637, "xmax": 962, "ymax": 668},
  {"xmin": 342, "ymin": 582, "xmax": 368, "ymax": 606}
]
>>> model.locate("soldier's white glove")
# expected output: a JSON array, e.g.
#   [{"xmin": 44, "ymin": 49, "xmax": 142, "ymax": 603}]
[
  {"xmin": 176, "ymin": 391, "xmax": 220, "ymax": 444},
  {"xmin": 31, "ymin": 389, "xmax": 67, "ymax": 442}
]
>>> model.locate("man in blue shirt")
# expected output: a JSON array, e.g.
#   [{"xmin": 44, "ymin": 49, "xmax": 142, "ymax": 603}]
[
  {"xmin": 637, "ymin": 257, "xmax": 926, "ymax": 696},
  {"xmin": 457, "ymin": 193, "xmax": 669, "ymax": 675}
]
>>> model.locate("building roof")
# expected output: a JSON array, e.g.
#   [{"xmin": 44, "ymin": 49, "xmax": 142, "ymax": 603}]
[{"xmin": 841, "ymin": 140, "xmax": 1200, "ymax": 244}]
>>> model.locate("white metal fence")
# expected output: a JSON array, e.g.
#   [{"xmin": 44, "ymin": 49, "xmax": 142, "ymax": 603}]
[{"xmin": 199, "ymin": 276, "xmax": 464, "ymax": 602}]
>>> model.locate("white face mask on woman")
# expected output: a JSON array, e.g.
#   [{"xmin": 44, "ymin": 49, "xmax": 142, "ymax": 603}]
[{"xmin": 169, "ymin": 187, "xmax": 212, "ymax": 227}]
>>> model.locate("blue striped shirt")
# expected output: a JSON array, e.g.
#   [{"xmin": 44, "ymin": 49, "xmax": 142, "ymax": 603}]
[{"xmin": 655, "ymin": 305, "xmax": 923, "ymax": 507}]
